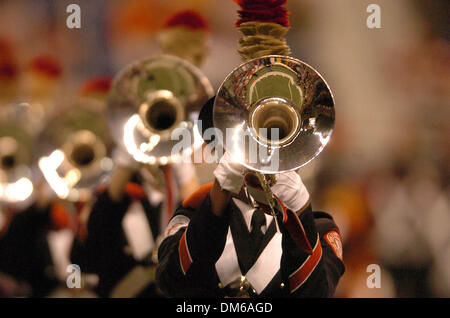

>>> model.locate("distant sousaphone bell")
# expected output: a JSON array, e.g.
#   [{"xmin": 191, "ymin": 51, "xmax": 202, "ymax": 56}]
[
  {"xmin": 38, "ymin": 105, "xmax": 114, "ymax": 202},
  {"xmin": 107, "ymin": 55, "xmax": 213, "ymax": 165}
]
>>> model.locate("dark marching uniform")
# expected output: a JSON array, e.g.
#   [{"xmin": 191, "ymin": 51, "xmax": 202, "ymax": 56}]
[
  {"xmin": 0, "ymin": 203, "xmax": 59, "ymax": 297},
  {"xmin": 70, "ymin": 179, "xmax": 163, "ymax": 298},
  {"xmin": 156, "ymin": 183, "xmax": 345, "ymax": 298}
]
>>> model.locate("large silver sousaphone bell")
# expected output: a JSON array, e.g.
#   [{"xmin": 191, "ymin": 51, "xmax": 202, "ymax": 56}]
[
  {"xmin": 213, "ymin": 55, "xmax": 335, "ymax": 174},
  {"xmin": 107, "ymin": 55, "xmax": 213, "ymax": 165},
  {"xmin": 0, "ymin": 105, "xmax": 36, "ymax": 205}
]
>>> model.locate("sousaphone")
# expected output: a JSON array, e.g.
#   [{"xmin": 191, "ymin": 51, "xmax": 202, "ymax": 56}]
[
  {"xmin": 107, "ymin": 54, "xmax": 213, "ymax": 165},
  {"xmin": 213, "ymin": 55, "xmax": 335, "ymax": 174},
  {"xmin": 0, "ymin": 104, "xmax": 36, "ymax": 206},
  {"xmin": 37, "ymin": 105, "xmax": 114, "ymax": 202}
]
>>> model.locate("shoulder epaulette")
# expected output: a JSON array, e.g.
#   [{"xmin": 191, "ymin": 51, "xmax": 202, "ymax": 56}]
[{"xmin": 182, "ymin": 182, "xmax": 214, "ymax": 209}]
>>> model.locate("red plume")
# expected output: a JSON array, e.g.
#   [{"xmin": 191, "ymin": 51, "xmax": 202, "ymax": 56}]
[
  {"xmin": 0, "ymin": 60, "xmax": 18, "ymax": 80},
  {"xmin": 29, "ymin": 54, "xmax": 62, "ymax": 78},
  {"xmin": 0, "ymin": 38, "xmax": 18, "ymax": 80},
  {"xmin": 80, "ymin": 76, "xmax": 112, "ymax": 96},
  {"xmin": 164, "ymin": 10, "xmax": 209, "ymax": 31},
  {"xmin": 233, "ymin": 0, "xmax": 290, "ymax": 27}
]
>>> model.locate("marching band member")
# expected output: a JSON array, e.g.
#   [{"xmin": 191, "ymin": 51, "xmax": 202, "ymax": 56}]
[
  {"xmin": 0, "ymin": 55, "xmax": 66, "ymax": 297},
  {"xmin": 0, "ymin": 196, "xmax": 62, "ymax": 297},
  {"xmin": 72, "ymin": 147, "xmax": 197, "ymax": 297},
  {"xmin": 156, "ymin": 108, "xmax": 345, "ymax": 298},
  {"xmin": 156, "ymin": 0, "xmax": 345, "ymax": 298},
  {"xmin": 157, "ymin": 9, "xmax": 210, "ymax": 67}
]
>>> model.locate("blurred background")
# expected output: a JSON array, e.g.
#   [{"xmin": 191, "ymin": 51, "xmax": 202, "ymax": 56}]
[{"xmin": 0, "ymin": 0, "xmax": 448, "ymax": 298}]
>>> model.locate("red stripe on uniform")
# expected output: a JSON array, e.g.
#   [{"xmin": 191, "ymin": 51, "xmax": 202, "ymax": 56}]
[
  {"xmin": 163, "ymin": 165, "xmax": 174, "ymax": 225},
  {"xmin": 178, "ymin": 231, "xmax": 193, "ymax": 275},
  {"xmin": 288, "ymin": 234, "xmax": 322, "ymax": 293},
  {"xmin": 284, "ymin": 209, "xmax": 313, "ymax": 254}
]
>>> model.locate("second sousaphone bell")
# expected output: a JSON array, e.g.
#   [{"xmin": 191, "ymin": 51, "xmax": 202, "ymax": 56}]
[
  {"xmin": 38, "ymin": 105, "xmax": 114, "ymax": 202},
  {"xmin": 213, "ymin": 55, "xmax": 335, "ymax": 174},
  {"xmin": 107, "ymin": 55, "xmax": 213, "ymax": 165}
]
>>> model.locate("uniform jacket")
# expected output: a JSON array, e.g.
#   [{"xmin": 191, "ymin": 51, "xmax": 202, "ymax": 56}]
[
  {"xmin": 70, "ymin": 182, "xmax": 163, "ymax": 297},
  {"xmin": 0, "ymin": 203, "xmax": 59, "ymax": 297},
  {"xmin": 156, "ymin": 184, "xmax": 345, "ymax": 298}
]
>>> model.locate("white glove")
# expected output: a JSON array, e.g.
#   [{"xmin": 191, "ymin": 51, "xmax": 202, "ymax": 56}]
[
  {"xmin": 112, "ymin": 147, "xmax": 140, "ymax": 170},
  {"xmin": 213, "ymin": 151, "xmax": 245, "ymax": 194},
  {"xmin": 270, "ymin": 171, "xmax": 310, "ymax": 212}
]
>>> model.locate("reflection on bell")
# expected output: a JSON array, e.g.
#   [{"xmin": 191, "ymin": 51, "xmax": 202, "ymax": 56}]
[
  {"xmin": 108, "ymin": 55, "xmax": 213, "ymax": 165},
  {"xmin": 213, "ymin": 55, "xmax": 335, "ymax": 173}
]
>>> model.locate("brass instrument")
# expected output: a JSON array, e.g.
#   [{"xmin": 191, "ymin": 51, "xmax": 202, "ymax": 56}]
[
  {"xmin": 37, "ymin": 105, "xmax": 114, "ymax": 202},
  {"xmin": 212, "ymin": 55, "xmax": 335, "ymax": 216},
  {"xmin": 0, "ymin": 103, "xmax": 41, "ymax": 207},
  {"xmin": 107, "ymin": 54, "xmax": 213, "ymax": 165}
]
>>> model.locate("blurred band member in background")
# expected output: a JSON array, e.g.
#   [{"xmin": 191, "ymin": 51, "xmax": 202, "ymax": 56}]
[
  {"xmin": 70, "ymin": 10, "xmax": 209, "ymax": 298},
  {"xmin": 0, "ymin": 55, "xmax": 69, "ymax": 297}
]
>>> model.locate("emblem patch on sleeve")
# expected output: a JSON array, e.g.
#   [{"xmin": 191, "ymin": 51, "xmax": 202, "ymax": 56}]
[
  {"xmin": 324, "ymin": 230, "xmax": 343, "ymax": 261},
  {"xmin": 165, "ymin": 215, "xmax": 190, "ymax": 237}
]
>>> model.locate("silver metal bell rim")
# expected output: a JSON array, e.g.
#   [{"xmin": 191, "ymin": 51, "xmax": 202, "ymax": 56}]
[
  {"xmin": 108, "ymin": 54, "xmax": 213, "ymax": 164},
  {"xmin": 213, "ymin": 54, "xmax": 335, "ymax": 173}
]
